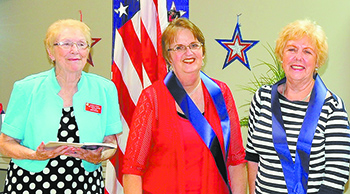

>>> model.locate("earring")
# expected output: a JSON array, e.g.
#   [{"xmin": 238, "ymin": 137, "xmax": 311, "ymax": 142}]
[{"xmin": 167, "ymin": 64, "xmax": 173, "ymax": 72}]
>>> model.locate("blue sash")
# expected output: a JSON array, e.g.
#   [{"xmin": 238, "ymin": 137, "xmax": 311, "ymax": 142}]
[
  {"xmin": 271, "ymin": 74, "xmax": 327, "ymax": 194},
  {"xmin": 164, "ymin": 71, "xmax": 231, "ymax": 192}
]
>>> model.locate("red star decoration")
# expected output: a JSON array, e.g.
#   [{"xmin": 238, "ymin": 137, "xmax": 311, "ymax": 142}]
[
  {"xmin": 224, "ymin": 34, "xmax": 252, "ymax": 64},
  {"xmin": 79, "ymin": 10, "xmax": 101, "ymax": 67},
  {"xmin": 87, "ymin": 38, "xmax": 102, "ymax": 67}
]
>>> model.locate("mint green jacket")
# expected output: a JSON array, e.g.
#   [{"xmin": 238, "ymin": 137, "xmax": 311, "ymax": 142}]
[{"xmin": 2, "ymin": 68, "xmax": 122, "ymax": 172}]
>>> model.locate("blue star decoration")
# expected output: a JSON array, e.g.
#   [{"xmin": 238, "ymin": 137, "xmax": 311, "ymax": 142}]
[{"xmin": 216, "ymin": 20, "xmax": 259, "ymax": 70}]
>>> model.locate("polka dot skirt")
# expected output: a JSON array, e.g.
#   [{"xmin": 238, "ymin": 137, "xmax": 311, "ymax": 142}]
[{"xmin": 4, "ymin": 107, "xmax": 104, "ymax": 194}]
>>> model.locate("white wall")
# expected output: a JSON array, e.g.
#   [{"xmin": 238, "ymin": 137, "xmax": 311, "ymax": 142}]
[
  {"xmin": 190, "ymin": 0, "xmax": 350, "ymax": 122},
  {"xmin": 1, "ymin": 0, "xmax": 350, "ymax": 192}
]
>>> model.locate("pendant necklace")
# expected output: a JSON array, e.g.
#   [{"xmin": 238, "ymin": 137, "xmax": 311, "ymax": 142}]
[
  {"xmin": 282, "ymin": 84, "xmax": 312, "ymax": 102},
  {"xmin": 188, "ymin": 81, "xmax": 201, "ymax": 96}
]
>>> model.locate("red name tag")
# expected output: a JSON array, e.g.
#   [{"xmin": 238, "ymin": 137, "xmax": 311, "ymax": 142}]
[
  {"xmin": 85, "ymin": 103, "xmax": 102, "ymax": 114},
  {"xmin": 0, "ymin": 103, "xmax": 3, "ymax": 113}
]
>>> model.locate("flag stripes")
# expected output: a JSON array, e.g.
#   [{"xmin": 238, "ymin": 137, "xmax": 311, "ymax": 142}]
[{"xmin": 105, "ymin": 0, "xmax": 168, "ymax": 193}]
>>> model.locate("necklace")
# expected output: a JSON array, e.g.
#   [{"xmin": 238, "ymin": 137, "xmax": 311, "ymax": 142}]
[
  {"xmin": 188, "ymin": 81, "xmax": 201, "ymax": 96},
  {"xmin": 282, "ymin": 84, "xmax": 312, "ymax": 102}
]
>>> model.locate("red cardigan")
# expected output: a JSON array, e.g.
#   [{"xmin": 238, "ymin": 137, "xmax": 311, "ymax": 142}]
[{"xmin": 123, "ymin": 79, "xmax": 246, "ymax": 194}]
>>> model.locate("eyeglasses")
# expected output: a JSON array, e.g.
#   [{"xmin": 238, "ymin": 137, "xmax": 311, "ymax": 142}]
[
  {"xmin": 168, "ymin": 42, "xmax": 203, "ymax": 53},
  {"xmin": 53, "ymin": 41, "xmax": 89, "ymax": 50}
]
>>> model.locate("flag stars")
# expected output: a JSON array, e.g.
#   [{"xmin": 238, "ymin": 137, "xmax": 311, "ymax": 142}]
[
  {"xmin": 168, "ymin": 1, "xmax": 186, "ymax": 22},
  {"xmin": 115, "ymin": 2, "xmax": 128, "ymax": 18}
]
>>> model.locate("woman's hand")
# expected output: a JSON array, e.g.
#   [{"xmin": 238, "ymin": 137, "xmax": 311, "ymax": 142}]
[
  {"xmin": 64, "ymin": 134, "xmax": 118, "ymax": 164},
  {"xmin": 38, "ymin": 134, "xmax": 118, "ymax": 164},
  {"xmin": 34, "ymin": 142, "xmax": 70, "ymax": 160},
  {"xmin": 0, "ymin": 134, "xmax": 72, "ymax": 161},
  {"xmin": 65, "ymin": 146, "xmax": 104, "ymax": 164},
  {"xmin": 123, "ymin": 174, "xmax": 142, "ymax": 194}
]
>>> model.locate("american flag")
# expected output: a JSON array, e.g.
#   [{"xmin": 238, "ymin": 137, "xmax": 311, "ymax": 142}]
[{"xmin": 105, "ymin": 0, "xmax": 170, "ymax": 193}]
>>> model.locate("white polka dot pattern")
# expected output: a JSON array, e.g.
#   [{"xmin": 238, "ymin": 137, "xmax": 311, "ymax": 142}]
[{"xmin": 4, "ymin": 107, "xmax": 104, "ymax": 193}]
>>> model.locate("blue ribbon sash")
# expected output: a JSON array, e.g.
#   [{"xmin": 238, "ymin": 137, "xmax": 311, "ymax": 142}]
[
  {"xmin": 164, "ymin": 71, "xmax": 231, "ymax": 192},
  {"xmin": 271, "ymin": 74, "xmax": 327, "ymax": 194}
]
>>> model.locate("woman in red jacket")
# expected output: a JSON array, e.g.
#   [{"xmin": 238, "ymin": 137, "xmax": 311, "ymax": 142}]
[{"xmin": 122, "ymin": 18, "xmax": 247, "ymax": 194}]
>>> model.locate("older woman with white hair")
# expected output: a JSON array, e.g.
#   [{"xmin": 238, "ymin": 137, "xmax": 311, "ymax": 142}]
[{"xmin": 0, "ymin": 19, "xmax": 122, "ymax": 193}]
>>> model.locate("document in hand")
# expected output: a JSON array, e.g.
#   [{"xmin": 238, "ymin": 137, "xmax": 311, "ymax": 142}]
[{"xmin": 44, "ymin": 141, "xmax": 118, "ymax": 150}]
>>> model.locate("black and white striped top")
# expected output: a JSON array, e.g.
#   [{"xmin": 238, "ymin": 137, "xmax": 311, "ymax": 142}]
[{"xmin": 245, "ymin": 85, "xmax": 350, "ymax": 194}]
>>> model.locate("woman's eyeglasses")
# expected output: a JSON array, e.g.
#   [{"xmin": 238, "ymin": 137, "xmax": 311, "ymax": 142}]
[
  {"xmin": 53, "ymin": 41, "xmax": 89, "ymax": 50},
  {"xmin": 168, "ymin": 42, "xmax": 203, "ymax": 53}
]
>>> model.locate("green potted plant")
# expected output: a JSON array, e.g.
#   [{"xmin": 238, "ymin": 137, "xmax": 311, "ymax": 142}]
[{"xmin": 239, "ymin": 44, "xmax": 285, "ymax": 127}]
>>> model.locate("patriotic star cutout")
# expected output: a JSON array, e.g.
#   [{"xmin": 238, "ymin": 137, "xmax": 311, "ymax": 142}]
[
  {"xmin": 216, "ymin": 21, "xmax": 259, "ymax": 70},
  {"xmin": 87, "ymin": 38, "xmax": 102, "ymax": 67},
  {"xmin": 79, "ymin": 11, "xmax": 102, "ymax": 67}
]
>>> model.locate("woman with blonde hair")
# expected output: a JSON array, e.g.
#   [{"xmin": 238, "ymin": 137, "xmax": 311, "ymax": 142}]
[{"xmin": 246, "ymin": 19, "xmax": 350, "ymax": 194}]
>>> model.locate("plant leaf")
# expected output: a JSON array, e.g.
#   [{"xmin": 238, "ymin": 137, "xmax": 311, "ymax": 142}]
[{"xmin": 239, "ymin": 43, "xmax": 285, "ymax": 127}]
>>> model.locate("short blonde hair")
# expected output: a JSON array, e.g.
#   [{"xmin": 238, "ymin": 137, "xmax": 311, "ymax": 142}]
[
  {"xmin": 275, "ymin": 19, "xmax": 328, "ymax": 67},
  {"xmin": 161, "ymin": 18, "xmax": 205, "ymax": 66},
  {"xmin": 44, "ymin": 19, "xmax": 91, "ymax": 64}
]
